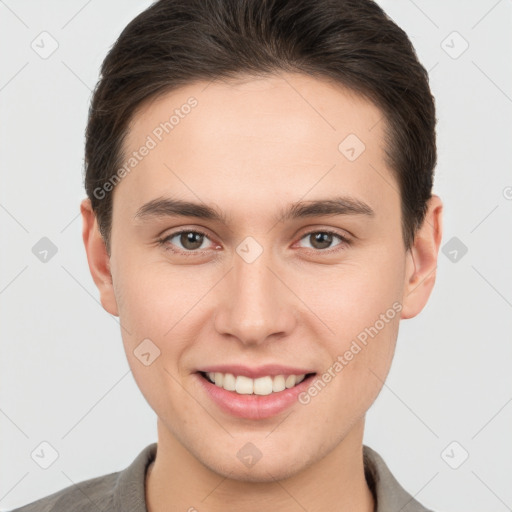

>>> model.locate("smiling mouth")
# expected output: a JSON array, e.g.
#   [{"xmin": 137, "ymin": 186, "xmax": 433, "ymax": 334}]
[{"xmin": 198, "ymin": 371, "xmax": 317, "ymax": 396}]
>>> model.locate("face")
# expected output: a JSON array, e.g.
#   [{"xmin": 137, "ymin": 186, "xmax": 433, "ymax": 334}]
[{"xmin": 83, "ymin": 72, "xmax": 439, "ymax": 482}]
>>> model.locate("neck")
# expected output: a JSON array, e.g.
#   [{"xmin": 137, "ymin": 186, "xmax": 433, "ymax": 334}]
[{"xmin": 146, "ymin": 418, "xmax": 374, "ymax": 512}]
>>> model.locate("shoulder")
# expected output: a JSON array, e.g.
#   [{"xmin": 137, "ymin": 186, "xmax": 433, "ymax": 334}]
[
  {"xmin": 9, "ymin": 443, "xmax": 157, "ymax": 512},
  {"xmin": 9, "ymin": 472, "xmax": 119, "ymax": 512},
  {"xmin": 363, "ymin": 445, "xmax": 436, "ymax": 512}
]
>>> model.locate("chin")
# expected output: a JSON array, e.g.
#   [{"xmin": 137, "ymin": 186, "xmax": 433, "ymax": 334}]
[{"xmin": 200, "ymin": 447, "xmax": 316, "ymax": 483}]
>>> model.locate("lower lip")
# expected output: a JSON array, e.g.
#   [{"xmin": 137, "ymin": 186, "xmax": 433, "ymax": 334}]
[{"xmin": 195, "ymin": 372, "xmax": 316, "ymax": 420}]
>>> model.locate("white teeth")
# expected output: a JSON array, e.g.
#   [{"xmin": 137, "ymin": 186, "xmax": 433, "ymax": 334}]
[
  {"xmin": 253, "ymin": 376, "xmax": 273, "ymax": 395},
  {"xmin": 214, "ymin": 372, "xmax": 224, "ymax": 387},
  {"xmin": 235, "ymin": 375, "xmax": 253, "ymax": 394},
  {"xmin": 204, "ymin": 372, "xmax": 308, "ymax": 395},
  {"xmin": 285, "ymin": 375, "xmax": 296, "ymax": 388},
  {"xmin": 272, "ymin": 375, "xmax": 286, "ymax": 392},
  {"xmin": 223, "ymin": 373, "xmax": 236, "ymax": 391}
]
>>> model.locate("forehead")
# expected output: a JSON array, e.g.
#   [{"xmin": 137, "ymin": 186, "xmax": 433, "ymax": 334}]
[
  {"xmin": 125, "ymin": 71, "xmax": 384, "ymax": 155},
  {"xmin": 115, "ymin": 72, "xmax": 398, "ymax": 227}
]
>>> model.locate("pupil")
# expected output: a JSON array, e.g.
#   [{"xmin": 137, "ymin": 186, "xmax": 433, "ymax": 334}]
[
  {"xmin": 181, "ymin": 232, "xmax": 203, "ymax": 250},
  {"xmin": 312, "ymin": 232, "xmax": 331, "ymax": 249}
]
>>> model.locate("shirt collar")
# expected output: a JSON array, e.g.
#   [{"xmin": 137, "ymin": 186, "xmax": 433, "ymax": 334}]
[{"xmin": 363, "ymin": 445, "xmax": 433, "ymax": 512}]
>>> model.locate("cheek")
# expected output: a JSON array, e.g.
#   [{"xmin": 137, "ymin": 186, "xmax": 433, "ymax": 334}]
[
  {"xmin": 111, "ymin": 257, "xmax": 216, "ymax": 396},
  {"xmin": 113, "ymin": 256, "xmax": 204, "ymax": 338},
  {"xmin": 111, "ymin": 262, "xmax": 196, "ymax": 414},
  {"xmin": 308, "ymin": 250, "xmax": 404, "ymax": 394},
  {"xmin": 312, "ymin": 252, "xmax": 404, "ymax": 342},
  {"xmin": 301, "ymin": 305, "xmax": 400, "ymax": 432}
]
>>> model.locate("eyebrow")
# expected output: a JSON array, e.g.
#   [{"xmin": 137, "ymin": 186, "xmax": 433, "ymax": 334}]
[{"xmin": 133, "ymin": 195, "xmax": 375, "ymax": 224}]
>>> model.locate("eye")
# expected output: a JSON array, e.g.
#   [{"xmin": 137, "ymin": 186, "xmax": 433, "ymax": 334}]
[
  {"xmin": 157, "ymin": 228, "xmax": 351, "ymax": 255},
  {"xmin": 297, "ymin": 230, "xmax": 350, "ymax": 251},
  {"xmin": 158, "ymin": 230, "xmax": 217, "ymax": 253}
]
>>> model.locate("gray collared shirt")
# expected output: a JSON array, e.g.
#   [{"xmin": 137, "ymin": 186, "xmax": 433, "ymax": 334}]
[{"xmin": 11, "ymin": 443, "xmax": 434, "ymax": 511}]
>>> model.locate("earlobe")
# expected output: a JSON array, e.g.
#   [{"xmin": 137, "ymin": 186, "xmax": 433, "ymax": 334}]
[
  {"xmin": 400, "ymin": 194, "xmax": 443, "ymax": 320},
  {"xmin": 80, "ymin": 199, "xmax": 119, "ymax": 316}
]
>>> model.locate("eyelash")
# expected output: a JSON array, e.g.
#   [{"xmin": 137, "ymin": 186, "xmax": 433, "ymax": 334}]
[{"xmin": 157, "ymin": 229, "xmax": 351, "ymax": 255}]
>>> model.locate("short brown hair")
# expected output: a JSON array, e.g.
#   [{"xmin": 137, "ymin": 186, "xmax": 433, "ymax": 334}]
[{"xmin": 85, "ymin": 0, "xmax": 436, "ymax": 254}]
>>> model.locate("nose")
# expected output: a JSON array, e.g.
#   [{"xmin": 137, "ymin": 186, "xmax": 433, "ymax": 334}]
[{"xmin": 213, "ymin": 247, "xmax": 297, "ymax": 347}]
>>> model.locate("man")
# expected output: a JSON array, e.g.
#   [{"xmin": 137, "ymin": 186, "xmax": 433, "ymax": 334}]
[{"xmin": 12, "ymin": 0, "xmax": 442, "ymax": 510}]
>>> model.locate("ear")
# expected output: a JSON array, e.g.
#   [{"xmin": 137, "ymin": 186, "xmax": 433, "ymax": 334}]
[
  {"xmin": 80, "ymin": 198, "xmax": 119, "ymax": 316},
  {"xmin": 401, "ymin": 194, "xmax": 443, "ymax": 320}
]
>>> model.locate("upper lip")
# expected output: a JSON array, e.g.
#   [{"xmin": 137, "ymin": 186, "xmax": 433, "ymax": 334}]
[{"xmin": 196, "ymin": 364, "xmax": 315, "ymax": 379}]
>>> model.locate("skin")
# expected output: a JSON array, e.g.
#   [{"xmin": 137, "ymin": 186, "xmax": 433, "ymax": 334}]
[{"xmin": 81, "ymin": 71, "xmax": 443, "ymax": 512}]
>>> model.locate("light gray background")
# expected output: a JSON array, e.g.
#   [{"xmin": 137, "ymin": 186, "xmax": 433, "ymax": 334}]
[{"xmin": 1, "ymin": 1, "xmax": 511, "ymax": 510}]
